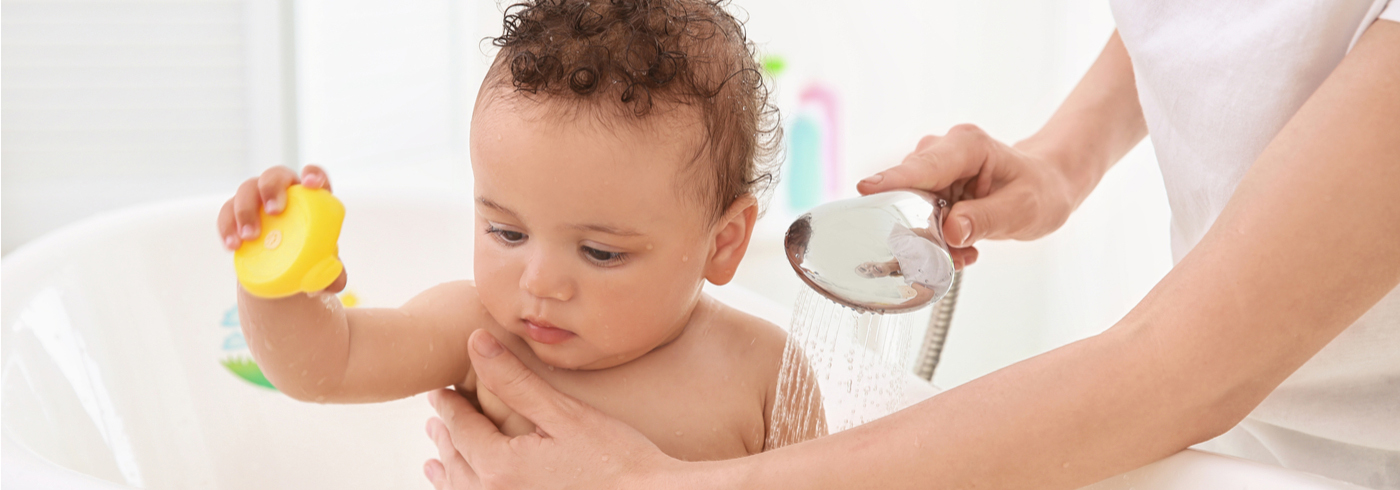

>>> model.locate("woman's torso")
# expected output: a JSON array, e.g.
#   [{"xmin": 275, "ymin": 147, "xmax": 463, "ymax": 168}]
[{"xmin": 1109, "ymin": 1, "xmax": 1400, "ymax": 486}]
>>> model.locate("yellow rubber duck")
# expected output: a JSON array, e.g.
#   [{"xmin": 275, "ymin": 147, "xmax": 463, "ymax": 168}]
[{"xmin": 234, "ymin": 184, "xmax": 346, "ymax": 298}]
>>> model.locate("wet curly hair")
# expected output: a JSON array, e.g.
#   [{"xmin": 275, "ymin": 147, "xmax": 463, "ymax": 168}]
[{"xmin": 485, "ymin": 0, "xmax": 781, "ymax": 222}]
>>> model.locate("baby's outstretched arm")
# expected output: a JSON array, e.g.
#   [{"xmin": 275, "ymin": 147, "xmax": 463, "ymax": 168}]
[
  {"xmin": 220, "ymin": 165, "xmax": 489, "ymax": 403},
  {"xmin": 238, "ymin": 280, "xmax": 489, "ymax": 403}
]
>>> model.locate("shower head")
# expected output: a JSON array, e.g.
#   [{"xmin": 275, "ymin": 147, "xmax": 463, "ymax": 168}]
[{"xmin": 784, "ymin": 190, "xmax": 955, "ymax": 314}]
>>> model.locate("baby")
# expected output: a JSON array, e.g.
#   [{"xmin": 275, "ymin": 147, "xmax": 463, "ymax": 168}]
[{"xmin": 216, "ymin": 0, "xmax": 823, "ymax": 462}]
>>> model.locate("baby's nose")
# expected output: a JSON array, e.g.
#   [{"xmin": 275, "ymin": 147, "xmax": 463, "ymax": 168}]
[{"xmin": 520, "ymin": 253, "xmax": 574, "ymax": 302}]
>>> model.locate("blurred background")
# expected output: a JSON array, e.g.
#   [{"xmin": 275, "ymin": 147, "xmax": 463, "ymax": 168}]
[{"xmin": 1, "ymin": 0, "xmax": 1171, "ymax": 390}]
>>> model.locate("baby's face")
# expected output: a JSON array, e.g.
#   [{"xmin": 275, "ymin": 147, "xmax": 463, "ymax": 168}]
[{"xmin": 469, "ymin": 98, "xmax": 717, "ymax": 370}]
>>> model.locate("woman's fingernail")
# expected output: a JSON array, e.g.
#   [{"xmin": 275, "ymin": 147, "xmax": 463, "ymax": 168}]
[
  {"xmin": 424, "ymin": 463, "xmax": 437, "ymax": 480},
  {"xmin": 473, "ymin": 333, "xmax": 504, "ymax": 358},
  {"xmin": 241, "ymin": 225, "xmax": 258, "ymax": 239},
  {"xmin": 225, "ymin": 236, "xmax": 240, "ymax": 250},
  {"xmin": 265, "ymin": 198, "xmax": 282, "ymax": 214},
  {"xmin": 860, "ymin": 173, "xmax": 884, "ymax": 185},
  {"xmin": 427, "ymin": 390, "xmax": 440, "ymax": 408},
  {"xmin": 956, "ymin": 217, "xmax": 972, "ymax": 244},
  {"xmin": 304, "ymin": 174, "xmax": 322, "ymax": 188}
]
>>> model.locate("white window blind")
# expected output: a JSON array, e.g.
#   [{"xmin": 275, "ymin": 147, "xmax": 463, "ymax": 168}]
[{"xmin": 2, "ymin": 0, "xmax": 291, "ymax": 254}]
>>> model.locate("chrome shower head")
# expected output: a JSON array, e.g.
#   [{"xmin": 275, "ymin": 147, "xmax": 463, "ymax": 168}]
[{"xmin": 784, "ymin": 190, "xmax": 955, "ymax": 314}]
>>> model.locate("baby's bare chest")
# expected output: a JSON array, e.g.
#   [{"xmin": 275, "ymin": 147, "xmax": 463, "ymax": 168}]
[{"xmin": 466, "ymin": 356, "xmax": 768, "ymax": 461}]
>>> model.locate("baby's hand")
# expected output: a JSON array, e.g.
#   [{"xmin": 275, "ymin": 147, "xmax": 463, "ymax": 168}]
[{"xmin": 217, "ymin": 165, "xmax": 346, "ymax": 292}]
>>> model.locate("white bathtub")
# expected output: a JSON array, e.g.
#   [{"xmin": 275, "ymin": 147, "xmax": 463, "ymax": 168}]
[{"xmin": 1, "ymin": 191, "xmax": 1361, "ymax": 489}]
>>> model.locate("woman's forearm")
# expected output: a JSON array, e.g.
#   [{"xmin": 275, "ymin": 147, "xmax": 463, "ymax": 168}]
[{"xmin": 1018, "ymin": 31, "xmax": 1147, "ymax": 206}]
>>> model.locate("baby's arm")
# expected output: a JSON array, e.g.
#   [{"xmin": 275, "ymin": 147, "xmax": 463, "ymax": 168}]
[
  {"xmin": 219, "ymin": 165, "xmax": 489, "ymax": 403},
  {"xmin": 238, "ymin": 280, "xmax": 490, "ymax": 403}
]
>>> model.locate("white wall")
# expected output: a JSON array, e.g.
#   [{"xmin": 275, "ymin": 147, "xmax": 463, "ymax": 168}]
[{"xmin": 291, "ymin": 0, "xmax": 474, "ymax": 192}]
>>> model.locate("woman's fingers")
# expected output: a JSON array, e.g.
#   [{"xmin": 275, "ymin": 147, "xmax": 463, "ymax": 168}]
[
  {"xmin": 465, "ymin": 330, "xmax": 578, "ymax": 432},
  {"xmin": 428, "ymin": 387, "xmax": 512, "ymax": 470},
  {"xmin": 857, "ymin": 125, "xmax": 991, "ymax": 196},
  {"xmin": 302, "ymin": 164, "xmax": 331, "ymax": 192},
  {"xmin": 425, "ymin": 459, "xmax": 449, "ymax": 490},
  {"xmin": 431, "ymin": 335, "xmax": 673, "ymax": 489},
  {"xmin": 950, "ymin": 246, "xmax": 979, "ymax": 270},
  {"xmin": 426, "ymin": 417, "xmax": 479, "ymax": 489}
]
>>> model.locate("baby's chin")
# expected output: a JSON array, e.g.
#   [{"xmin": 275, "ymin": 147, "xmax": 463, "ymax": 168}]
[{"xmin": 524, "ymin": 336, "xmax": 652, "ymax": 371}]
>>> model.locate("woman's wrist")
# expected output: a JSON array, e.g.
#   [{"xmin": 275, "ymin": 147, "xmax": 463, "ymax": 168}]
[{"xmin": 1013, "ymin": 132, "xmax": 1106, "ymax": 207}]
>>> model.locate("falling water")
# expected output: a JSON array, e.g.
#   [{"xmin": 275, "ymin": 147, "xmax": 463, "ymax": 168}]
[{"xmin": 766, "ymin": 287, "xmax": 923, "ymax": 450}]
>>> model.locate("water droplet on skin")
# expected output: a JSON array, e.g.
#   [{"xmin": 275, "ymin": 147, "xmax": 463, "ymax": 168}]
[
  {"xmin": 547, "ymin": 365, "xmax": 555, "ymax": 371},
  {"xmin": 429, "ymin": 342, "xmax": 434, "ymax": 352},
  {"xmin": 300, "ymin": 369, "xmax": 308, "ymax": 376},
  {"xmin": 646, "ymin": 244, "xmax": 654, "ymax": 250},
  {"xmin": 675, "ymin": 431, "xmax": 684, "ymax": 437},
  {"xmin": 601, "ymin": 454, "xmax": 610, "ymax": 462},
  {"xmin": 682, "ymin": 255, "xmax": 689, "ymax": 262},
  {"xmin": 1062, "ymin": 462, "xmax": 1070, "ymax": 469}
]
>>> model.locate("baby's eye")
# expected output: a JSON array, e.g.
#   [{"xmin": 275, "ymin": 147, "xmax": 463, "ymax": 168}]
[
  {"xmin": 581, "ymin": 246, "xmax": 627, "ymax": 265},
  {"xmin": 486, "ymin": 225, "xmax": 526, "ymax": 244}
]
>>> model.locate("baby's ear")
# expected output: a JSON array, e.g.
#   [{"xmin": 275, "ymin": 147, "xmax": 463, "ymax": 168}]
[{"xmin": 705, "ymin": 195, "xmax": 759, "ymax": 286}]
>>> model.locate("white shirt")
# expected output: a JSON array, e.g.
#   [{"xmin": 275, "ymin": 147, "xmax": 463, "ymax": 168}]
[{"xmin": 1109, "ymin": 1, "xmax": 1400, "ymax": 487}]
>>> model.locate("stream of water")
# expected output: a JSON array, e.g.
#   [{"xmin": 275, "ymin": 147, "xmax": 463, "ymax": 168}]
[{"xmin": 766, "ymin": 288, "xmax": 924, "ymax": 450}]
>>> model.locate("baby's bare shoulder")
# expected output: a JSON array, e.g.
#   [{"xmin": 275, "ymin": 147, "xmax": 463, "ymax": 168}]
[{"xmin": 699, "ymin": 296, "xmax": 789, "ymax": 376}]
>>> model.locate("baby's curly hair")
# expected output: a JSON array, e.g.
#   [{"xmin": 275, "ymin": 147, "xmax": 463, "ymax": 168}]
[{"xmin": 486, "ymin": 0, "xmax": 780, "ymax": 221}]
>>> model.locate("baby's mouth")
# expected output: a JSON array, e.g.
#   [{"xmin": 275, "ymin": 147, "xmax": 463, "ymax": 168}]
[{"xmin": 523, "ymin": 317, "xmax": 576, "ymax": 345}]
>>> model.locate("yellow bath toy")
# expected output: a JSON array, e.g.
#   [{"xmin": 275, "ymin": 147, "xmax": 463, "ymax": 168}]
[{"xmin": 234, "ymin": 185, "xmax": 346, "ymax": 298}]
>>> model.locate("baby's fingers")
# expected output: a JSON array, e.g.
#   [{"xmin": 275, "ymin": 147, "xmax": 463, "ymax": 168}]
[
  {"xmin": 257, "ymin": 166, "xmax": 300, "ymax": 215},
  {"xmin": 218, "ymin": 200, "xmax": 241, "ymax": 250},
  {"xmin": 233, "ymin": 179, "xmax": 263, "ymax": 240},
  {"xmin": 301, "ymin": 164, "xmax": 331, "ymax": 192},
  {"xmin": 325, "ymin": 268, "xmax": 348, "ymax": 294}
]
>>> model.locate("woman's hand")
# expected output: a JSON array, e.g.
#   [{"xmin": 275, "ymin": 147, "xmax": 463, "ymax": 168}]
[
  {"xmin": 857, "ymin": 125, "xmax": 1084, "ymax": 270},
  {"xmin": 216, "ymin": 164, "xmax": 346, "ymax": 292},
  {"xmin": 423, "ymin": 330, "xmax": 682, "ymax": 490},
  {"xmin": 860, "ymin": 34, "xmax": 1148, "ymax": 271}
]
